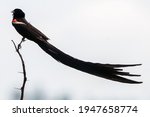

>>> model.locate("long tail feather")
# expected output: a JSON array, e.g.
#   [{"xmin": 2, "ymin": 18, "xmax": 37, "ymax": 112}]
[{"xmin": 35, "ymin": 39, "xmax": 142, "ymax": 84}]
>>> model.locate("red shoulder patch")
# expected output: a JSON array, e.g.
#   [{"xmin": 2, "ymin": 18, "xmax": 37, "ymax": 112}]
[{"xmin": 12, "ymin": 19, "xmax": 17, "ymax": 22}]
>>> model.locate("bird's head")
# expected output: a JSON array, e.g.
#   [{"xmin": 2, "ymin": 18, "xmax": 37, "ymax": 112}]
[{"xmin": 12, "ymin": 8, "xmax": 25, "ymax": 19}]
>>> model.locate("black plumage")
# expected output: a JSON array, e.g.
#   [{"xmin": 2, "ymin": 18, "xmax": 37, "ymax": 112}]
[{"xmin": 12, "ymin": 8, "xmax": 142, "ymax": 84}]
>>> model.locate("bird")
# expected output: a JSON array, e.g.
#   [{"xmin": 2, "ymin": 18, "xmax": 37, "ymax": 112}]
[{"xmin": 11, "ymin": 8, "xmax": 142, "ymax": 84}]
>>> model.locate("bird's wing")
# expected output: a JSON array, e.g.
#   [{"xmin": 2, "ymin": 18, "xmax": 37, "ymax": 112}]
[
  {"xmin": 34, "ymin": 39, "xmax": 142, "ymax": 84},
  {"xmin": 13, "ymin": 19, "xmax": 49, "ymax": 41},
  {"xmin": 26, "ymin": 22, "xmax": 49, "ymax": 40}
]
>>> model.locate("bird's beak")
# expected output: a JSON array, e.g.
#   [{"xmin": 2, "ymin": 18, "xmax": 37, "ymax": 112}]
[
  {"xmin": 11, "ymin": 10, "xmax": 14, "ymax": 16},
  {"xmin": 11, "ymin": 10, "xmax": 14, "ymax": 13}
]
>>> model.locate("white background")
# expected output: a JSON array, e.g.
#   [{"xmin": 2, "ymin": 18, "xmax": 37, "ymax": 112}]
[{"xmin": 0, "ymin": 0, "xmax": 149, "ymax": 99}]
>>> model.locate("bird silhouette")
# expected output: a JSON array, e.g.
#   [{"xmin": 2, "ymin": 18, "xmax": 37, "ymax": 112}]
[{"xmin": 11, "ymin": 8, "xmax": 142, "ymax": 84}]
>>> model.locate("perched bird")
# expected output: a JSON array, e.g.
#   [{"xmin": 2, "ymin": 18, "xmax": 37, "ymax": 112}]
[{"xmin": 11, "ymin": 8, "xmax": 142, "ymax": 84}]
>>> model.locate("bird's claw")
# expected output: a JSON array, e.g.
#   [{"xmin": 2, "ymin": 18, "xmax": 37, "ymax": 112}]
[{"xmin": 22, "ymin": 37, "xmax": 26, "ymax": 42}]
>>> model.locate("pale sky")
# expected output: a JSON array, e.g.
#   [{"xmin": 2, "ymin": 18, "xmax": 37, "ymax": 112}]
[{"xmin": 0, "ymin": 0, "xmax": 150, "ymax": 99}]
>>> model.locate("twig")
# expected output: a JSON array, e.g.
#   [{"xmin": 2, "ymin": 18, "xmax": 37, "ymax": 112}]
[{"xmin": 12, "ymin": 38, "xmax": 27, "ymax": 100}]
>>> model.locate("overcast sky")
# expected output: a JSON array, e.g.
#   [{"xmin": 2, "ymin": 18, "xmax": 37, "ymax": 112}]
[{"xmin": 0, "ymin": 0, "xmax": 150, "ymax": 99}]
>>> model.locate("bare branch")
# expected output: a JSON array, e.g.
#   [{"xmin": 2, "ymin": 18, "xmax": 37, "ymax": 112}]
[{"xmin": 12, "ymin": 38, "xmax": 27, "ymax": 100}]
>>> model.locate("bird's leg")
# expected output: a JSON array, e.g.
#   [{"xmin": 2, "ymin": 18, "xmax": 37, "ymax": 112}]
[
  {"xmin": 18, "ymin": 37, "xmax": 25, "ymax": 49},
  {"xmin": 22, "ymin": 37, "xmax": 26, "ymax": 42}
]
